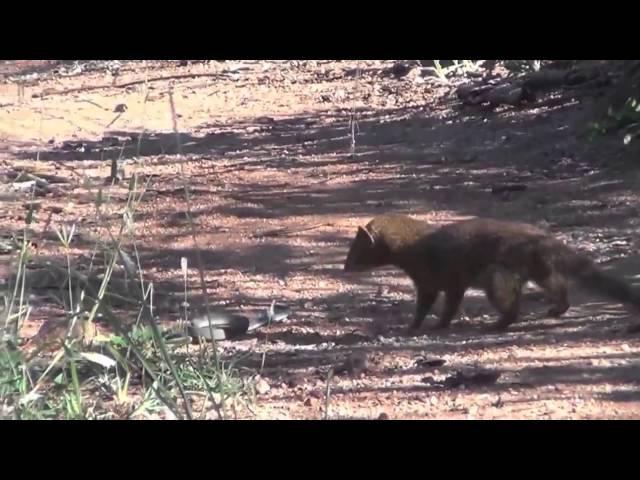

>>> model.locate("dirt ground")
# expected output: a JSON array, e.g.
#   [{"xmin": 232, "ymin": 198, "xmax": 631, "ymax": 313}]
[{"xmin": 1, "ymin": 60, "xmax": 640, "ymax": 419}]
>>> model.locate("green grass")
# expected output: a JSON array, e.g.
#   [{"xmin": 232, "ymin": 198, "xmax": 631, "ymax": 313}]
[{"xmin": 0, "ymin": 75, "xmax": 257, "ymax": 419}]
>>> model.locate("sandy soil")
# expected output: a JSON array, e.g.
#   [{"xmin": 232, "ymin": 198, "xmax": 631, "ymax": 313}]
[{"xmin": 1, "ymin": 60, "xmax": 639, "ymax": 419}]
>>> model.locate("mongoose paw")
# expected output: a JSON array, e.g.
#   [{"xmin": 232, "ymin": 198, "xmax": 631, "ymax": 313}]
[
  {"xmin": 428, "ymin": 322, "xmax": 451, "ymax": 331},
  {"xmin": 546, "ymin": 306, "xmax": 569, "ymax": 318},
  {"xmin": 488, "ymin": 322, "xmax": 511, "ymax": 332},
  {"xmin": 405, "ymin": 326, "xmax": 422, "ymax": 337}
]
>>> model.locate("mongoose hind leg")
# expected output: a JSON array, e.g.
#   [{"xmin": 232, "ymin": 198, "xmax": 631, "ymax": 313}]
[
  {"xmin": 484, "ymin": 266, "xmax": 524, "ymax": 330},
  {"xmin": 534, "ymin": 271, "xmax": 570, "ymax": 317}
]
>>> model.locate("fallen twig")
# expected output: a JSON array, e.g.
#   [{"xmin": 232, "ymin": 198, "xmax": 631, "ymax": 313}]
[
  {"xmin": 251, "ymin": 222, "xmax": 330, "ymax": 239},
  {"xmin": 32, "ymin": 73, "xmax": 230, "ymax": 99}
]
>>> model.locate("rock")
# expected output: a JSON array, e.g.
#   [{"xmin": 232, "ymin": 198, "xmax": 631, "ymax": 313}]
[
  {"xmin": 334, "ymin": 352, "xmax": 368, "ymax": 376},
  {"xmin": 286, "ymin": 374, "xmax": 305, "ymax": 388},
  {"xmin": 255, "ymin": 377, "xmax": 270, "ymax": 395},
  {"xmin": 414, "ymin": 357, "xmax": 446, "ymax": 368},
  {"xmin": 443, "ymin": 369, "xmax": 502, "ymax": 389}
]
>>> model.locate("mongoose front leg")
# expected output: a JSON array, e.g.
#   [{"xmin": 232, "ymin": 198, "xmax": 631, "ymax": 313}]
[
  {"xmin": 408, "ymin": 288, "xmax": 438, "ymax": 333},
  {"xmin": 431, "ymin": 287, "xmax": 465, "ymax": 329}
]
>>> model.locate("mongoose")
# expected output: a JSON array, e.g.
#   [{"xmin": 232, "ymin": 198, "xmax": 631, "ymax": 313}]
[
  {"xmin": 344, "ymin": 214, "xmax": 640, "ymax": 332},
  {"xmin": 343, "ymin": 214, "xmax": 488, "ymax": 326}
]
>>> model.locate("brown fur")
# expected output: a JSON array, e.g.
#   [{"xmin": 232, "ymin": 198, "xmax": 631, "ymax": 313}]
[
  {"xmin": 344, "ymin": 214, "xmax": 640, "ymax": 332},
  {"xmin": 344, "ymin": 214, "xmax": 439, "ymax": 271}
]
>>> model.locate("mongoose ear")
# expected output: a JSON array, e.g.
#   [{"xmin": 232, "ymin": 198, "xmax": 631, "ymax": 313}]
[{"xmin": 357, "ymin": 226, "xmax": 375, "ymax": 246}]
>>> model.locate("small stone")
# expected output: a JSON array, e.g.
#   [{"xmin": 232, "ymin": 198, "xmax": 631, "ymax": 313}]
[
  {"xmin": 158, "ymin": 407, "xmax": 177, "ymax": 420},
  {"xmin": 255, "ymin": 378, "xmax": 270, "ymax": 395},
  {"xmin": 335, "ymin": 352, "xmax": 368, "ymax": 376},
  {"xmin": 287, "ymin": 374, "xmax": 304, "ymax": 388},
  {"xmin": 310, "ymin": 389, "xmax": 323, "ymax": 399},
  {"xmin": 415, "ymin": 357, "xmax": 446, "ymax": 368}
]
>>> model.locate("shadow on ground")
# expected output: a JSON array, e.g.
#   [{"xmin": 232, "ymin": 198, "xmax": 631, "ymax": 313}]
[{"xmin": 8, "ymin": 67, "xmax": 640, "ymax": 410}]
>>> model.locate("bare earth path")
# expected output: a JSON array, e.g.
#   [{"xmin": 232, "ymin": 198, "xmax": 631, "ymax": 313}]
[{"xmin": 1, "ymin": 60, "xmax": 639, "ymax": 419}]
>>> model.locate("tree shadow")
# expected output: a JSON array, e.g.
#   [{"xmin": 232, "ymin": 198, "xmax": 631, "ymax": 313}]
[{"xmin": 6, "ymin": 63, "xmax": 640, "ymax": 412}]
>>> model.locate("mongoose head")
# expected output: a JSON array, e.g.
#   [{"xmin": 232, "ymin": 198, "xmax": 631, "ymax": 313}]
[{"xmin": 344, "ymin": 225, "xmax": 391, "ymax": 272}]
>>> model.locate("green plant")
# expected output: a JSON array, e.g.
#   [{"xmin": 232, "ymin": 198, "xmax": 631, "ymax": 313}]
[
  {"xmin": 503, "ymin": 60, "xmax": 542, "ymax": 73},
  {"xmin": 0, "ymin": 73, "xmax": 258, "ymax": 420},
  {"xmin": 590, "ymin": 96, "xmax": 640, "ymax": 145}
]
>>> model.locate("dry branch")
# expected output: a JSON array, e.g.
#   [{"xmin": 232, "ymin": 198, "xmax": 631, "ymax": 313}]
[{"xmin": 32, "ymin": 73, "xmax": 229, "ymax": 99}]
